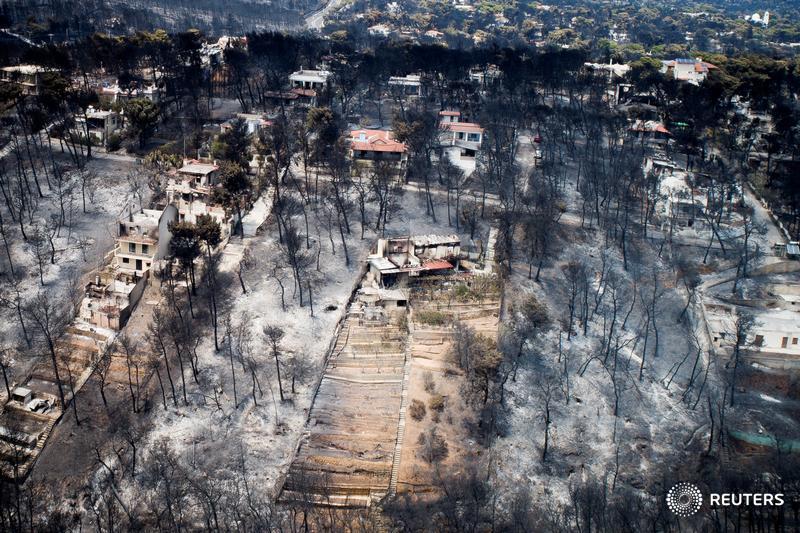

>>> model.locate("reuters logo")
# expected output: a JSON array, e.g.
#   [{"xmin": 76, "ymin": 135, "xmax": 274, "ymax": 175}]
[{"xmin": 667, "ymin": 483, "xmax": 703, "ymax": 517}]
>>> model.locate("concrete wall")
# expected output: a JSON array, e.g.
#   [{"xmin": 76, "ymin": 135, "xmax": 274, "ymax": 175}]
[
  {"xmin": 156, "ymin": 204, "xmax": 178, "ymax": 260},
  {"xmin": 749, "ymin": 260, "xmax": 800, "ymax": 277}
]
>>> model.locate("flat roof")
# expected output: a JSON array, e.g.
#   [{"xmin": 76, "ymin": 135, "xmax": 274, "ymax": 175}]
[
  {"xmin": 1, "ymin": 65, "xmax": 53, "ymax": 74},
  {"xmin": 370, "ymin": 257, "xmax": 397, "ymax": 271},
  {"xmin": 410, "ymin": 234, "xmax": 460, "ymax": 247},
  {"xmin": 389, "ymin": 74, "xmax": 421, "ymax": 84},
  {"xmin": 178, "ymin": 161, "xmax": 219, "ymax": 175},
  {"xmin": 289, "ymin": 69, "xmax": 331, "ymax": 82},
  {"xmin": 122, "ymin": 209, "xmax": 162, "ymax": 228}
]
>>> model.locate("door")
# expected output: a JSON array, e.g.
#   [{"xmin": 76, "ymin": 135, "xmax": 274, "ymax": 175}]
[{"xmin": 136, "ymin": 259, "xmax": 142, "ymax": 271}]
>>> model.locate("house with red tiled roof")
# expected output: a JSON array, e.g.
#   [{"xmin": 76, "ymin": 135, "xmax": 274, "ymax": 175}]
[
  {"xmin": 660, "ymin": 58, "xmax": 717, "ymax": 85},
  {"xmin": 630, "ymin": 120, "xmax": 671, "ymax": 146},
  {"xmin": 438, "ymin": 110, "xmax": 461, "ymax": 122},
  {"xmin": 439, "ymin": 113, "xmax": 484, "ymax": 158},
  {"xmin": 349, "ymin": 129, "xmax": 408, "ymax": 166}
]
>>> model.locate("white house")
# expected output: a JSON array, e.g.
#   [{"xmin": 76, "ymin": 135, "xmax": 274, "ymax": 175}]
[
  {"xmin": 222, "ymin": 113, "xmax": 272, "ymax": 136},
  {"xmin": 176, "ymin": 160, "xmax": 220, "ymax": 189},
  {"xmin": 748, "ymin": 310, "xmax": 800, "ymax": 355},
  {"xmin": 0, "ymin": 65, "xmax": 54, "ymax": 95},
  {"xmin": 439, "ymin": 112, "xmax": 484, "ymax": 158},
  {"xmin": 660, "ymin": 58, "xmax": 718, "ymax": 85},
  {"xmin": 114, "ymin": 206, "xmax": 177, "ymax": 276},
  {"xmin": 289, "ymin": 69, "xmax": 331, "ymax": 91},
  {"xmin": 388, "ymin": 74, "xmax": 422, "ymax": 97},
  {"xmin": 75, "ymin": 106, "xmax": 122, "ymax": 147}
]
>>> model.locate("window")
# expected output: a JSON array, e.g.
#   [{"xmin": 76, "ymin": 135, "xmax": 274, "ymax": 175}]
[
  {"xmin": 128, "ymin": 243, "xmax": 135, "ymax": 253},
  {"xmin": 122, "ymin": 257, "xmax": 130, "ymax": 264},
  {"xmin": 467, "ymin": 133, "xmax": 481, "ymax": 143},
  {"xmin": 142, "ymin": 244, "xmax": 149, "ymax": 255},
  {"xmin": 781, "ymin": 337, "xmax": 789, "ymax": 348},
  {"xmin": 754, "ymin": 335, "xmax": 764, "ymax": 347},
  {"xmin": 793, "ymin": 338, "xmax": 798, "ymax": 345}
]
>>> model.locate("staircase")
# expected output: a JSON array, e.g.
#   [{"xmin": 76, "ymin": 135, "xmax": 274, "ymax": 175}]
[{"xmin": 388, "ymin": 323, "xmax": 413, "ymax": 497}]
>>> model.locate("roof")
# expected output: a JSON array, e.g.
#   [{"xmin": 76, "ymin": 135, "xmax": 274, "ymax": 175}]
[
  {"xmin": 370, "ymin": 257, "xmax": 398, "ymax": 272},
  {"xmin": 631, "ymin": 120, "xmax": 670, "ymax": 134},
  {"xmin": 12, "ymin": 387, "xmax": 32, "ymax": 396},
  {"xmin": 351, "ymin": 129, "xmax": 407, "ymax": 153},
  {"xmin": 410, "ymin": 234, "xmax": 460, "ymax": 247},
  {"xmin": 86, "ymin": 107, "xmax": 116, "ymax": 119},
  {"xmin": 1, "ymin": 65, "xmax": 53, "ymax": 74},
  {"xmin": 263, "ymin": 90, "xmax": 299, "ymax": 100},
  {"xmin": 237, "ymin": 113, "xmax": 270, "ymax": 122},
  {"xmin": 291, "ymin": 87, "xmax": 317, "ymax": 98},
  {"xmin": 441, "ymin": 121, "xmax": 484, "ymax": 134},
  {"xmin": 389, "ymin": 74, "xmax": 421, "ymax": 85},
  {"xmin": 123, "ymin": 209, "xmax": 162, "ymax": 229},
  {"xmin": 379, "ymin": 288, "xmax": 408, "ymax": 301},
  {"xmin": 289, "ymin": 69, "xmax": 331, "ymax": 82},
  {"xmin": 786, "ymin": 242, "xmax": 800, "ymax": 255},
  {"xmin": 663, "ymin": 58, "xmax": 717, "ymax": 71},
  {"xmin": 751, "ymin": 309, "xmax": 800, "ymax": 332},
  {"xmin": 421, "ymin": 259, "xmax": 454, "ymax": 270},
  {"xmin": 178, "ymin": 160, "xmax": 219, "ymax": 175},
  {"xmin": 368, "ymin": 24, "xmax": 392, "ymax": 34},
  {"xmin": 439, "ymin": 110, "xmax": 461, "ymax": 117}
]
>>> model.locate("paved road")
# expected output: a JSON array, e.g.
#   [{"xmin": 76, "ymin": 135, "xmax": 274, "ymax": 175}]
[
  {"xmin": 0, "ymin": 29, "xmax": 40, "ymax": 47},
  {"xmin": 305, "ymin": 0, "xmax": 343, "ymax": 29},
  {"xmin": 0, "ymin": 123, "xmax": 59, "ymax": 161}
]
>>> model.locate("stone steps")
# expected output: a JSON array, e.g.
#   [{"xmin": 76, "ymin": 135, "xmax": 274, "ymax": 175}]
[{"xmin": 388, "ymin": 326, "xmax": 413, "ymax": 496}]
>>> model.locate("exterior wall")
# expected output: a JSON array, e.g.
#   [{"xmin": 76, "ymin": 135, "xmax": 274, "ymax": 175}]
[
  {"xmin": 742, "ymin": 351, "xmax": 800, "ymax": 370},
  {"xmin": 90, "ymin": 115, "xmax": 121, "ymax": 145},
  {"xmin": 353, "ymin": 150, "xmax": 405, "ymax": 162},
  {"xmin": 177, "ymin": 171, "xmax": 218, "ymax": 188},
  {"xmin": 750, "ymin": 330, "xmax": 800, "ymax": 355},
  {"xmin": 388, "ymin": 81, "xmax": 421, "ymax": 96},
  {"xmin": 291, "ymin": 79, "xmax": 324, "ymax": 90},
  {"xmin": 0, "ymin": 70, "xmax": 43, "ymax": 95},
  {"xmin": 116, "ymin": 239, "xmax": 156, "ymax": 275},
  {"xmin": 123, "ymin": 274, "xmax": 148, "ymax": 325},
  {"xmin": 156, "ymin": 204, "xmax": 178, "ymax": 260},
  {"xmin": 174, "ymin": 198, "xmax": 233, "ymax": 240},
  {"xmin": 415, "ymin": 243, "xmax": 460, "ymax": 260}
]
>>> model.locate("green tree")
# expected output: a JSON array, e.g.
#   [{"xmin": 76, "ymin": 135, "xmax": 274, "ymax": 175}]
[
  {"xmin": 168, "ymin": 221, "xmax": 201, "ymax": 295},
  {"xmin": 212, "ymin": 162, "xmax": 251, "ymax": 239},
  {"xmin": 125, "ymin": 98, "xmax": 160, "ymax": 149},
  {"xmin": 212, "ymin": 117, "xmax": 251, "ymax": 166}
]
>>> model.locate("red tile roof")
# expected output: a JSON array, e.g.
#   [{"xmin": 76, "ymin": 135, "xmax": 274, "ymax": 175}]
[
  {"xmin": 630, "ymin": 120, "xmax": 670, "ymax": 134},
  {"xmin": 439, "ymin": 110, "xmax": 461, "ymax": 116},
  {"xmin": 291, "ymin": 87, "xmax": 317, "ymax": 98},
  {"xmin": 350, "ymin": 129, "xmax": 407, "ymax": 153},
  {"xmin": 421, "ymin": 259, "xmax": 453, "ymax": 270}
]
